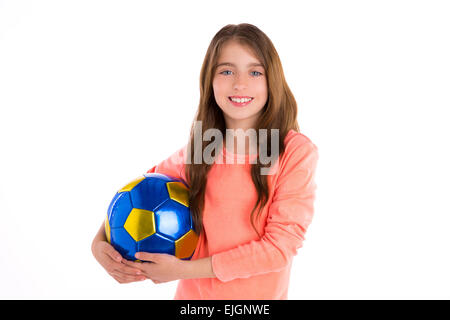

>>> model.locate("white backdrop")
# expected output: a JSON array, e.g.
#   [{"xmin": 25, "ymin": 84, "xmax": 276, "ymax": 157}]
[{"xmin": 1, "ymin": 0, "xmax": 449, "ymax": 299}]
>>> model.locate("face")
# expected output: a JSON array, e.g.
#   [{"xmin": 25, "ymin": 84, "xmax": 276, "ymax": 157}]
[{"xmin": 212, "ymin": 40, "xmax": 268, "ymax": 132}]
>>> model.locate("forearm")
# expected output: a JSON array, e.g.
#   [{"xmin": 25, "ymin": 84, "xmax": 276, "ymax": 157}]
[{"xmin": 181, "ymin": 257, "xmax": 216, "ymax": 280}]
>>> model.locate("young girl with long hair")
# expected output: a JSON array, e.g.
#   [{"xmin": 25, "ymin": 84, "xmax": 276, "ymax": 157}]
[{"xmin": 92, "ymin": 23, "xmax": 319, "ymax": 299}]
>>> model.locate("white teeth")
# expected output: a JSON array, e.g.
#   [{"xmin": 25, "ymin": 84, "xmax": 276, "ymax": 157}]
[{"xmin": 230, "ymin": 97, "xmax": 252, "ymax": 103}]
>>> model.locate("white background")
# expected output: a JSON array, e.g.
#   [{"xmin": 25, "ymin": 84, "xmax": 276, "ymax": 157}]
[{"xmin": 1, "ymin": 0, "xmax": 449, "ymax": 299}]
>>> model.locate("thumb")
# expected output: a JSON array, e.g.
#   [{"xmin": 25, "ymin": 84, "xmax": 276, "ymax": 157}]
[{"xmin": 135, "ymin": 252, "xmax": 161, "ymax": 262}]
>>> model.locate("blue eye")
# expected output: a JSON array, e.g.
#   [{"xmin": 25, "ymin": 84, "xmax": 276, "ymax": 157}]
[{"xmin": 220, "ymin": 70, "xmax": 263, "ymax": 76}]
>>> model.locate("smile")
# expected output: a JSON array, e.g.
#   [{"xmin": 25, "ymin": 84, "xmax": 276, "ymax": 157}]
[{"xmin": 228, "ymin": 96, "xmax": 254, "ymax": 107}]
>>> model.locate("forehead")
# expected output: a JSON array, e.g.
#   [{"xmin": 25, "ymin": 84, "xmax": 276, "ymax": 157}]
[{"xmin": 216, "ymin": 41, "xmax": 263, "ymax": 67}]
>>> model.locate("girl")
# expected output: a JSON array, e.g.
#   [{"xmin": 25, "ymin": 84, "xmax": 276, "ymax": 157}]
[{"xmin": 91, "ymin": 23, "xmax": 319, "ymax": 300}]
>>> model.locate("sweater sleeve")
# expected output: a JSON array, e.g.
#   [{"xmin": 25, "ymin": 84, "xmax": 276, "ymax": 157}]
[{"xmin": 211, "ymin": 140, "xmax": 319, "ymax": 282}]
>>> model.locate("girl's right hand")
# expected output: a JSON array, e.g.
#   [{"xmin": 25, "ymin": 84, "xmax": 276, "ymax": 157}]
[{"xmin": 92, "ymin": 240, "xmax": 146, "ymax": 284}]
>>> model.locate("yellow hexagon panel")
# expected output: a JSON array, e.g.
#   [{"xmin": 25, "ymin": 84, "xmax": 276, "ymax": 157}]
[
  {"xmin": 105, "ymin": 216, "xmax": 111, "ymax": 243},
  {"xmin": 119, "ymin": 176, "xmax": 145, "ymax": 193},
  {"xmin": 167, "ymin": 182, "xmax": 189, "ymax": 207},
  {"xmin": 124, "ymin": 208, "xmax": 156, "ymax": 242},
  {"xmin": 175, "ymin": 229, "xmax": 198, "ymax": 259}
]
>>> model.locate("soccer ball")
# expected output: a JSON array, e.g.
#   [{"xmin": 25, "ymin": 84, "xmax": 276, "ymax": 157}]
[{"xmin": 105, "ymin": 173, "xmax": 198, "ymax": 261}]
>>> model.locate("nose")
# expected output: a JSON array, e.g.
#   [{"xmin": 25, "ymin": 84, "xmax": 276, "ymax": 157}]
[{"xmin": 232, "ymin": 74, "xmax": 248, "ymax": 91}]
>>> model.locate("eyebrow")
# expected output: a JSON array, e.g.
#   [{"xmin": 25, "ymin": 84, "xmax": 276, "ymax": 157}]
[{"xmin": 215, "ymin": 62, "xmax": 264, "ymax": 68}]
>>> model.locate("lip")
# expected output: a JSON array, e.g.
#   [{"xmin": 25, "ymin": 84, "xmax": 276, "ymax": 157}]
[{"xmin": 228, "ymin": 96, "xmax": 254, "ymax": 107}]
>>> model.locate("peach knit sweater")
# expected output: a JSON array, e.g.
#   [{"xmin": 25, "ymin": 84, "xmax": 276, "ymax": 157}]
[{"xmin": 146, "ymin": 130, "xmax": 319, "ymax": 299}]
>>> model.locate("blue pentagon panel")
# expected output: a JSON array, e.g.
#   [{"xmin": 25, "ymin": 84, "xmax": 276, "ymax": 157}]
[
  {"xmin": 154, "ymin": 199, "xmax": 191, "ymax": 241},
  {"xmin": 110, "ymin": 227, "xmax": 138, "ymax": 260},
  {"xmin": 107, "ymin": 192, "xmax": 133, "ymax": 228},
  {"xmin": 130, "ymin": 176, "xmax": 171, "ymax": 212},
  {"xmin": 138, "ymin": 233, "xmax": 175, "ymax": 256}
]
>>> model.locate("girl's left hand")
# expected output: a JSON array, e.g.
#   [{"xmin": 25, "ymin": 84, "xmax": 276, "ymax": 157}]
[{"xmin": 122, "ymin": 252, "xmax": 186, "ymax": 284}]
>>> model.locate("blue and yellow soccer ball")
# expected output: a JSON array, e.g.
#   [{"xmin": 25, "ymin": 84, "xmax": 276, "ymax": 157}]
[{"xmin": 105, "ymin": 173, "xmax": 198, "ymax": 261}]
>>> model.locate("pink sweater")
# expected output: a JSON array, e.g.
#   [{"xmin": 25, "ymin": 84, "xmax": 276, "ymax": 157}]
[{"xmin": 147, "ymin": 129, "xmax": 319, "ymax": 299}]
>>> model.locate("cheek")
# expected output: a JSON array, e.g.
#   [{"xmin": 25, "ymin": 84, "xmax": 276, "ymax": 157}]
[
  {"xmin": 260, "ymin": 79, "xmax": 268, "ymax": 93},
  {"xmin": 212, "ymin": 78, "xmax": 226, "ymax": 97},
  {"xmin": 212, "ymin": 79, "xmax": 229, "ymax": 109},
  {"xmin": 255, "ymin": 81, "xmax": 268, "ymax": 100}
]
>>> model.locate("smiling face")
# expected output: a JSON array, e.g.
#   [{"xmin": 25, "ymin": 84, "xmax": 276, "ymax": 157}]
[{"xmin": 212, "ymin": 40, "xmax": 268, "ymax": 132}]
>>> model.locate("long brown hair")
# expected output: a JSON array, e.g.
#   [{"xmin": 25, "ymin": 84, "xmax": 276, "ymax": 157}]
[{"xmin": 185, "ymin": 23, "xmax": 300, "ymax": 238}]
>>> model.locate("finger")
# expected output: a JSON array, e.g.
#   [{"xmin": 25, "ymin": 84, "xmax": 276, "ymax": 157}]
[
  {"xmin": 122, "ymin": 259, "xmax": 142, "ymax": 269},
  {"xmin": 110, "ymin": 271, "xmax": 133, "ymax": 283},
  {"xmin": 104, "ymin": 244, "xmax": 122, "ymax": 262},
  {"xmin": 110, "ymin": 269, "xmax": 144, "ymax": 280},
  {"xmin": 104, "ymin": 258, "xmax": 140, "ymax": 275},
  {"xmin": 110, "ymin": 271, "xmax": 146, "ymax": 283},
  {"xmin": 116, "ymin": 263, "xmax": 144, "ymax": 276},
  {"xmin": 122, "ymin": 258, "xmax": 146, "ymax": 267},
  {"xmin": 135, "ymin": 252, "xmax": 162, "ymax": 262}
]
